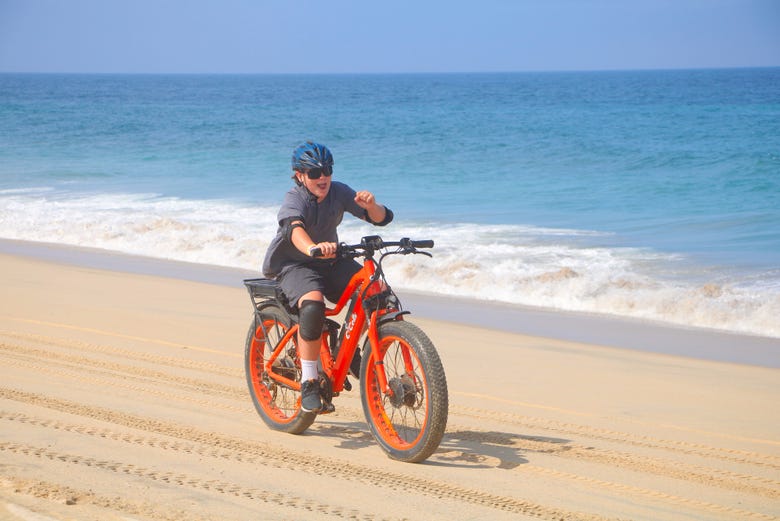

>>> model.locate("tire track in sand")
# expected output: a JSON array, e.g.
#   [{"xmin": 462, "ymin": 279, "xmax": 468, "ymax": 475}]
[
  {"xmin": 448, "ymin": 428, "xmax": 780, "ymax": 499},
  {"xmin": 0, "ymin": 342, "xmax": 242, "ymax": 399},
  {"xmin": 1, "ymin": 476, "xmax": 216, "ymax": 521},
  {"xmin": 310, "ymin": 402, "xmax": 780, "ymax": 499},
  {"xmin": 0, "ymin": 353, "xmax": 250, "ymax": 415},
  {"xmin": 8, "ymin": 327, "xmax": 776, "ymax": 472},
  {"xmin": 6, "ymin": 328, "xmax": 774, "ymax": 475},
  {"xmin": 0, "ymin": 387, "xmax": 617, "ymax": 521},
  {"xmin": 6, "ymin": 407, "xmax": 779, "ymax": 520},
  {"xmin": 456, "ymin": 404, "xmax": 780, "ymax": 470},
  {"xmin": 4, "ymin": 333, "xmax": 778, "ymax": 511},
  {"xmin": 0, "ymin": 328, "xmax": 241, "ymax": 378},
  {"xmin": 0, "ymin": 449, "xmax": 394, "ymax": 521}
]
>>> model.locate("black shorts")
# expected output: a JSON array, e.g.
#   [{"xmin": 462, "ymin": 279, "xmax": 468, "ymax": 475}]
[{"xmin": 277, "ymin": 258, "xmax": 362, "ymax": 309}]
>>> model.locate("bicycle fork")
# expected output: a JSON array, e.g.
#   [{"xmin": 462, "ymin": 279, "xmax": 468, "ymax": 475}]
[{"xmin": 367, "ymin": 310, "xmax": 392, "ymax": 395}]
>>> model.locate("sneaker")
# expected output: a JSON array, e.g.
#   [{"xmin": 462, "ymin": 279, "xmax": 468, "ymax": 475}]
[{"xmin": 300, "ymin": 379, "xmax": 322, "ymax": 412}]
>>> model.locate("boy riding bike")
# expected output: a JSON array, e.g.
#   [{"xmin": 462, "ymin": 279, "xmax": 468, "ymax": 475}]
[{"xmin": 262, "ymin": 141, "xmax": 393, "ymax": 412}]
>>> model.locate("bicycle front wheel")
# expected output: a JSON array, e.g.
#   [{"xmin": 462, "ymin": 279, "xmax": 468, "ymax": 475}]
[
  {"xmin": 244, "ymin": 305, "xmax": 316, "ymax": 434},
  {"xmin": 360, "ymin": 320, "xmax": 448, "ymax": 463}
]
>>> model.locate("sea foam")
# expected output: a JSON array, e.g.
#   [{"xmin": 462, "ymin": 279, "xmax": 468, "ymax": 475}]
[{"xmin": 2, "ymin": 189, "xmax": 778, "ymax": 338}]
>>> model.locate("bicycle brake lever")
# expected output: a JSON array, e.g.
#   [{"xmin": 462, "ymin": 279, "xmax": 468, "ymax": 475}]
[{"xmin": 398, "ymin": 247, "xmax": 432, "ymax": 257}]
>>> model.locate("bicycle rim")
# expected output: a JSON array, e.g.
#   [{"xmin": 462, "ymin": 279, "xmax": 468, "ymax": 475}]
[
  {"xmin": 361, "ymin": 321, "xmax": 447, "ymax": 462},
  {"xmin": 245, "ymin": 308, "xmax": 314, "ymax": 432}
]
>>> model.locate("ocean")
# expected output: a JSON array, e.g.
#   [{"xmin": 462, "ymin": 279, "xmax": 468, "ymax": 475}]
[{"xmin": 1, "ymin": 69, "xmax": 779, "ymax": 338}]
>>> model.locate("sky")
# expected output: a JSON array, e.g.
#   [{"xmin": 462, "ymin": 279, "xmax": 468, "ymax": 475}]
[{"xmin": 0, "ymin": 0, "xmax": 778, "ymax": 74}]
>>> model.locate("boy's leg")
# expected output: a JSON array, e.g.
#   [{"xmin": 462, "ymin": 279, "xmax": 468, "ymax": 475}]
[
  {"xmin": 323, "ymin": 259, "xmax": 362, "ymax": 302},
  {"xmin": 277, "ymin": 266, "xmax": 327, "ymax": 412},
  {"xmin": 298, "ymin": 291, "xmax": 325, "ymax": 412},
  {"xmin": 297, "ymin": 291, "xmax": 325, "ymax": 367}
]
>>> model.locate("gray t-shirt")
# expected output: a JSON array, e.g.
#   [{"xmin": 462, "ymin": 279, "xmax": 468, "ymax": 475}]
[{"xmin": 262, "ymin": 181, "xmax": 370, "ymax": 278}]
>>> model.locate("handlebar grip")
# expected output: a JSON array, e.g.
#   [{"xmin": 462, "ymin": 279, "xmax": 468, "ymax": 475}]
[
  {"xmin": 412, "ymin": 239, "xmax": 434, "ymax": 249},
  {"xmin": 309, "ymin": 246, "xmax": 323, "ymax": 257}
]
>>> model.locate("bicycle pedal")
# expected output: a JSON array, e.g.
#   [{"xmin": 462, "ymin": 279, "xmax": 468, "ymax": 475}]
[{"xmin": 318, "ymin": 402, "xmax": 336, "ymax": 415}]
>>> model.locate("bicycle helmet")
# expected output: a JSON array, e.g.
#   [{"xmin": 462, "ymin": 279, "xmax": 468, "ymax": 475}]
[{"xmin": 291, "ymin": 141, "xmax": 333, "ymax": 173}]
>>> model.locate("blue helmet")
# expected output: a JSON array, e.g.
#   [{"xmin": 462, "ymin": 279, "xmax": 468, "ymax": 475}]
[{"xmin": 292, "ymin": 141, "xmax": 333, "ymax": 172}]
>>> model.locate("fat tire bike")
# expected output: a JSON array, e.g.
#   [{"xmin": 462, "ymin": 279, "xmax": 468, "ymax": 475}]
[{"xmin": 243, "ymin": 235, "xmax": 448, "ymax": 463}]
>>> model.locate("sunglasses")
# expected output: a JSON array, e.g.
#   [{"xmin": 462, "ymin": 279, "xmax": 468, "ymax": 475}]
[{"xmin": 304, "ymin": 166, "xmax": 333, "ymax": 180}]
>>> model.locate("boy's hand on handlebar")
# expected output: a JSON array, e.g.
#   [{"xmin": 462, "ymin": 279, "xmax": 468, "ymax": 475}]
[{"xmin": 308, "ymin": 242, "xmax": 337, "ymax": 258}]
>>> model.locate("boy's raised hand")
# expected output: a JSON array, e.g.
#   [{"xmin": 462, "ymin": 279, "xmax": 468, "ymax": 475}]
[{"xmin": 354, "ymin": 190, "xmax": 376, "ymax": 209}]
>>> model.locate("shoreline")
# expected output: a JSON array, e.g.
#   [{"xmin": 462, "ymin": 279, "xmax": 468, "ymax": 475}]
[{"xmin": 2, "ymin": 237, "xmax": 778, "ymax": 368}]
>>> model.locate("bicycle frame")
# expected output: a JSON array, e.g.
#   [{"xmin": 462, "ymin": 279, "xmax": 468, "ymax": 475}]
[{"xmin": 261, "ymin": 256, "xmax": 399, "ymax": 398}]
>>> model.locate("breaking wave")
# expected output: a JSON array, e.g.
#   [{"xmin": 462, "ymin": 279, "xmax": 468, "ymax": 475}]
[{"xmin": 1, "ymin": 189, "xmax": 778, "ymax": 338}]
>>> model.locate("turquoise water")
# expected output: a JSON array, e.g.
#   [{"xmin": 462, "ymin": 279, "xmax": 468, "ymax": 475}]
[{"xmin": 1, "ymin": 69, "xmax": 779, "ymax": 337}]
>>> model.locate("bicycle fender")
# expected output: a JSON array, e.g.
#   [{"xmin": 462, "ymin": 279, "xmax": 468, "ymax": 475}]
[
  {"xmin": 377, "ymin": 310, "xmax": 410, "ymax": 325},
  {"xmin": 256, "ymin": 302, "xmax": 294, "ymax": 323}
]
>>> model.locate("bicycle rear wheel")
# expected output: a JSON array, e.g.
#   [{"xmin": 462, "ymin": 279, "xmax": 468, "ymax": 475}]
[
  {"xmin": 244, "ymin": 305, "xmax": 316, "ymax": 434},
  {"xmin": 360, "ymin": 320, "xmax": 448, "ymax": 463}
]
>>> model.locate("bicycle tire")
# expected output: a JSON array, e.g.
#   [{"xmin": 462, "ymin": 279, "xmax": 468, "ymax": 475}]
[
  {"xmin": 360, "ymin": 320, "xmax": 448, "ymax": 463},
  {"xmin": 244, "ymin": 304, "xmax": 316, "ymax": 434}
]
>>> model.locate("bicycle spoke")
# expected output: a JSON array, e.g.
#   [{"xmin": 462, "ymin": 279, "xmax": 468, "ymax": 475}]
[{"xmin": 245, "ymin": 306, "xmax": 316, "ymax": 434}]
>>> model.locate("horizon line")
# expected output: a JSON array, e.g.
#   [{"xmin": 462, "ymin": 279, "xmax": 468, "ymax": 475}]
[{"xmin": 2, "ymin": 65, "xmax": 780, "ymax": 76}]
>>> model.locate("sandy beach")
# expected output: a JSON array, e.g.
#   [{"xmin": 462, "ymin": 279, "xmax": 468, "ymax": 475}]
[{"xmin": 1, "ymin": 249, "xmax": 778, "ymax": 521}]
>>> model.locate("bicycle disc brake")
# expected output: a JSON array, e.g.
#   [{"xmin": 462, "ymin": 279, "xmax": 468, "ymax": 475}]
[{"xmin": 388, "ymin": 374, "xmax": 419, "ymax": 408}]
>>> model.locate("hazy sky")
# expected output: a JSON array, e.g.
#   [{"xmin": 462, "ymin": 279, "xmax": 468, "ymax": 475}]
[{"xmin": 1, "ymin": 0, "xmax": 778, "ymax": 74}]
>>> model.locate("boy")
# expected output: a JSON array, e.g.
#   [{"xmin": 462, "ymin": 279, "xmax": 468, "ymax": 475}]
[{"xmin": 262, "ymin": 141, "xmax": 393, "ymax": 412}]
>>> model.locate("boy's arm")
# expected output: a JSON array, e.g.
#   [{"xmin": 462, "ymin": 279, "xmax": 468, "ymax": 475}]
[
  {"xmin": 290, "ymin": 220, "xmax": 337, "ymax": 258},
  {"xmin": 355, "ymin": 191, "xmax": 392, "ymax": 225},
  {"xmin": 289, "ymin": 220, "xmax": 313, "ymax": 255}
]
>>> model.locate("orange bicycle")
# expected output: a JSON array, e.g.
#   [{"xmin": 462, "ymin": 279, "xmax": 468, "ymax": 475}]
[{"xmin": 243, "ymin": 235, "xmax": 448, "ymax": 463}]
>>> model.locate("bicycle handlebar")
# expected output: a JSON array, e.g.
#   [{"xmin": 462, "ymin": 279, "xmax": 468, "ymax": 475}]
[
  {"xmin": 405, "ymin": 239, "xmax": 434, "ymax": 249},
  {"xmin": 309, "ymin": 236, "xmax": 433, "ymax": 258}
]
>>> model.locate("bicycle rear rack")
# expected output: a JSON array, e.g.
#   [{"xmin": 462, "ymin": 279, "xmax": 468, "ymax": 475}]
[{"xmin": 243, "ymin": 278, "xmax": 279, "ymax": 311}]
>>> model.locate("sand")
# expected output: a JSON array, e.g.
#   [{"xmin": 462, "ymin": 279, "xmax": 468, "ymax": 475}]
[{"xmin": 1, "ymin": 250, "xmax": 778, "ymax": 521}]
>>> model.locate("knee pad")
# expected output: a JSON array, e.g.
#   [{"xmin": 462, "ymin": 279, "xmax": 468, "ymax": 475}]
[{"xmin": 298, "ymin": 300, "xmax": 326, "ymax": 341}]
